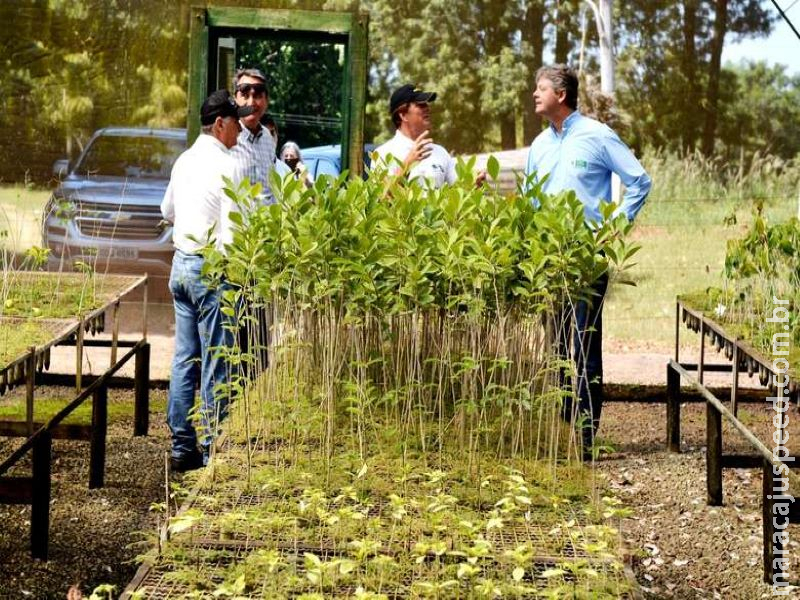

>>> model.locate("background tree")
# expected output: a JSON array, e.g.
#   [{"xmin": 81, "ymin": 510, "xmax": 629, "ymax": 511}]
[
  {"xmin": 0, "ymin": 0, "xmax": 185, "ymax": 181},
  {"xmin": 0, "ymin": 0, "xmax": 795, "ymax": 185},
  {"xmin": 701, "ymin": 0, "xmax": 772, "ymax": 153},
  {"xmin": 520, "ymin": 0, "xmax": 546, "ymax": 143},
  {"xmin": 715, "ymin": 61, "xmax": 800, "ymax": 159},
  {"xmin": 555, "ymin": 0, "xmax": 580, "ymax": 63},
  {"xmin": 364, "ymin": 0, "xmax": 532, "ymax": 152},
  {"xmin": 615, "ymin": 0, "xmax": 774, "ymax": 156}
]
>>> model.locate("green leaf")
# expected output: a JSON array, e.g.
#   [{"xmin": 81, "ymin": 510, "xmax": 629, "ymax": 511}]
[
  {"xmin": 486, "ymin": 155, "xmax": 500, "ymax": 181},
  {"xmin": 167, "ymin": 509, "xmax": 203, "ymax": 535},
  {"xmin": 540, "ymin": 568, "xmax": 566, "ymax": 578},
  {"xmin": 339, "ymin": 559, "xmax": 357, "ymax": 575}
]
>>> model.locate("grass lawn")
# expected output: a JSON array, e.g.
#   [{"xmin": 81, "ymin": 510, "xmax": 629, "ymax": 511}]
[
  {"xmin": 0, "ymin": 393, "xmax": 167, "ymax": 425},
  {"xmin": 0, "ymin": 184, "xmax": 50, "ymax": 252},
  {"xmin": 604, "ymin": 194, "xmax": 796, "ymax": 347}
]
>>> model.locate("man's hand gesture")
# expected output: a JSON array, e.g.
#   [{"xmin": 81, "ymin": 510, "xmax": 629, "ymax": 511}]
[{"xmin": 403, "ymin": 130, "xmax": 433, "ymax": 169}]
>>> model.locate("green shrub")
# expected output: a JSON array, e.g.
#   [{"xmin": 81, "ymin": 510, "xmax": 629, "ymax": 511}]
[{"xmin": 203, "ymin": 162, "xmax": 639, "ymax": 468}]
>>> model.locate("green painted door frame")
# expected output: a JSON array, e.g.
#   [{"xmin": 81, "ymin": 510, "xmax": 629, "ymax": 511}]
[{"xmin": 188, "ymin": 5, "xmax": 368, "ymax": 176}]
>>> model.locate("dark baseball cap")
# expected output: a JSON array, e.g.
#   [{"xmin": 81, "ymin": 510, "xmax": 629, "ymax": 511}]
[
  {"xmin": 200, "ymin": 90, "xmax": 255, "ymax": 125},
  {"xmin": 389, "ymin": 84, "xmax": 437, "ymax": 114}
]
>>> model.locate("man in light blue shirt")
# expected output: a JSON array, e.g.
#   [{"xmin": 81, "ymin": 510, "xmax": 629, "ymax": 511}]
[{"xmin": 525, "ymin": 64, "xmax": 651, "ymax": 460}]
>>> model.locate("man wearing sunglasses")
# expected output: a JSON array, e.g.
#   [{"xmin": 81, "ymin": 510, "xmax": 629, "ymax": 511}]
[
  {"xmin": 161, "ymin": 90, "xmax": 254, "ymax": 472},
  {"xmin": 374, "ymin": 84, "xmax": 455, "ymax": 189},
  {"xmin": 230, "ymin": 68, "xmax": 277, "ymax": 204},
  {"xmin": 230, "ymin": 68, "xmax": 278, "ymax": 378}
]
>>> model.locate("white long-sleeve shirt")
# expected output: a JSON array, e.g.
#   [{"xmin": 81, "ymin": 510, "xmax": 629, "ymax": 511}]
[{"xmin": 161, "ymin": 134, "xmax": 238, "ymax": 254}]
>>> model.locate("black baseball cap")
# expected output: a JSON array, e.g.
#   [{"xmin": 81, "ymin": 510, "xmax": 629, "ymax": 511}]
[
  {"xmin": 389, "ymin": 84, "xmax": 437, "ymax": 115},
  {"xmin": 200, "ymin": 90, "xmax": 255, "ymax": 125}
]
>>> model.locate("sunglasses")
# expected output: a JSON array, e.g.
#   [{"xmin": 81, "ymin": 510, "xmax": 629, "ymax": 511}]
[{"xmin": 236, "ymin": 83, "xmax": 267, "ymax": 98}]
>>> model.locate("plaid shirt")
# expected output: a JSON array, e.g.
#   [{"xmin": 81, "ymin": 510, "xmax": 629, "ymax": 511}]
[{"xmin": 230, "ymin": 123, "xmax": 277, "ymax": 204}]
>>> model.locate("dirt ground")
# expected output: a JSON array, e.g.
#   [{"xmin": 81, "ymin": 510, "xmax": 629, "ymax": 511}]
[
  {"xmin": 0, "ymin": 388, "xmax": 170, "ymax": 600},
  {"xmin": 598, "ymin": 400, "xmax": 800, "ymax": 599},
  {"xmin": 3, "ymin": 390, "xmax": 795, "ymax": 599}
]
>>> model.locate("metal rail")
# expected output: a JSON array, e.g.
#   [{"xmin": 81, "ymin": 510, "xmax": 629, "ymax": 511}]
[
  {"xmin": 669, "ymin": 299, "xmax": 799, "ymax": 584},
  {"xmin": 0, "ymin": 274, "xmax": 151, "ymax": 560}
]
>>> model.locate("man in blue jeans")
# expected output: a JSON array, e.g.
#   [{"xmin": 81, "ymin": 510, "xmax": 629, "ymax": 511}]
[
  {"xmin": 525, "ymin": 65, "xmax": 651, "ymax": 460},
  {"xmin": 160, "ymin": 90, "xmax": 253, "ymax": 472}
]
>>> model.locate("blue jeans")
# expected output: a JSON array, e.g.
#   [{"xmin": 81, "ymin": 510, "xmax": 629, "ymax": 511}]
[
  {"xmin": 167, "ymin": 250, "xmax": 232, "ymax": 459},
  {"xmin": 559, "ymin": 273, "xmax": 608, "ymax": 452}
]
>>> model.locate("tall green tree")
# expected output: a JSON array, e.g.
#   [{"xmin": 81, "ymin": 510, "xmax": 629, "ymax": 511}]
[
  {"xmin": 555, "ymin": 0, "xmax": 581, "ymax": 63},
  {"xmin": 701, "ymin": 0, "xmax": 772, "ymax": 153},
  {"xmin": 715, "ymin": 61, "xmax": 800, "ymax": 159},
  {"xmin": 237, "ymin": 38, "xmax": 344, "ymax": 148},
  {"xmin": 520, "ymin": 0, "xmax": 546, "ymax": 144},
  {"xmin": 615, "ymin": 0, "xmax": 773, "ymax": 155},
  {"xmin": 0, "ymin": 0, "xmax": 185, "ymax": 181}
]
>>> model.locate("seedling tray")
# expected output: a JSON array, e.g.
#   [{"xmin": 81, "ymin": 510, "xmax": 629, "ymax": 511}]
[{"xmin": 0, "ymin": 273, "xmax": 146, "ymax": 395}]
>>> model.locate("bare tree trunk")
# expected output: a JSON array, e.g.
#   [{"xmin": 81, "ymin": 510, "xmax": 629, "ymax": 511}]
[
  {"xmin": 682, "ymin": 0, "xmax": 699, "ymax": 151},
  {"xmin": 702, "ymin": 0, "xmax": 728, "ymax": 155},
  {"xmin": 584, "ymin": 0, "xmax": 614, "ymax": 94},
  {"xmin": 522, "ymin": 0, "xmax": 545, "ymax": 144},
  {"xmin": 500, "ymin": 112, "xmax": 516, "ymax": 149},
  {"xmin": 598, "ymin": 0, "xmax": 614, "ymax": 94},
  {"xmin": 555, "ymin": 0, "xmax": 574, "ymax": 64},
  {"xmin": 578, "ymin": 6, "xmax": 589, "ymax": 74}
]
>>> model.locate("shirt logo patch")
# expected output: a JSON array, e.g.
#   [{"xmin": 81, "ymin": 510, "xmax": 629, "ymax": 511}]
[{"xmin": 573, "ymin": 159, "xmax": 588, "ymax": 169}]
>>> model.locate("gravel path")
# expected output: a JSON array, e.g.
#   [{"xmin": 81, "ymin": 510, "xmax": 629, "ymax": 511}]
[
  {"xmin": 0, "ymin": 388, "xmax": 170, "ymax": 600},
  {"xmin": 598, "ymin": 400, "xmax": 800, "ymax": 599}
]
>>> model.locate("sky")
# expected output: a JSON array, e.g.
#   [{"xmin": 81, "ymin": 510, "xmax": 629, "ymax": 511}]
[{"xmin": 722, "ymin": 0, "xmax": 800, "ymax": 75}]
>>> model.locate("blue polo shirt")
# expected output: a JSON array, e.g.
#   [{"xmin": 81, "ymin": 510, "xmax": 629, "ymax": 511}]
[{"xmin": 525, "ymin": 111, "xmax": 651, "ymax": 223}]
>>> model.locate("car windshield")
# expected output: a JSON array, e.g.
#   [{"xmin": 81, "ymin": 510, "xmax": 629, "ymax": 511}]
[{"xmin": 75, "ymin": 135, "xmax": 184, "ymax": 179}]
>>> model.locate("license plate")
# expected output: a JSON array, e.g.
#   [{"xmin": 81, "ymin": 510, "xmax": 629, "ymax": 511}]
[{"xmin": 108, "ymin": 246, "xmax": 138, "ymax": 260}]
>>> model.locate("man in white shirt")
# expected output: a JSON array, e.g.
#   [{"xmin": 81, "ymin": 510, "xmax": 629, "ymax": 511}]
[
  {"xmin": 160, "ymin": 89, "xmax": 253, "ymax": 472},
  {"xmin": 230, "ymin": 68, "xmax": 277, "ymax": 204},
  {"xmin": 375, "ymin": 84, "xmax": 485, "ymax": 189}
]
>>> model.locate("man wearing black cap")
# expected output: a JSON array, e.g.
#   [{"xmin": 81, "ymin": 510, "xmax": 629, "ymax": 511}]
[
  {"xmin": 374, "ymin": 84, "xmax": 457, "ymax": 189},
  {"xmin": 376, "ymin": 84, "xmax": 485, "ymax": 189},
  {"xmin": 160, "ymin": 89, "xmax": 254, "ymax": 472}
]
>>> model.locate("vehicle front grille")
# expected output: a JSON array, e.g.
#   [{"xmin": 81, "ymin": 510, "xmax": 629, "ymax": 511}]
[{"xmin": 75, "ymin": 200, "xmax": 163, "ymax": 240}]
